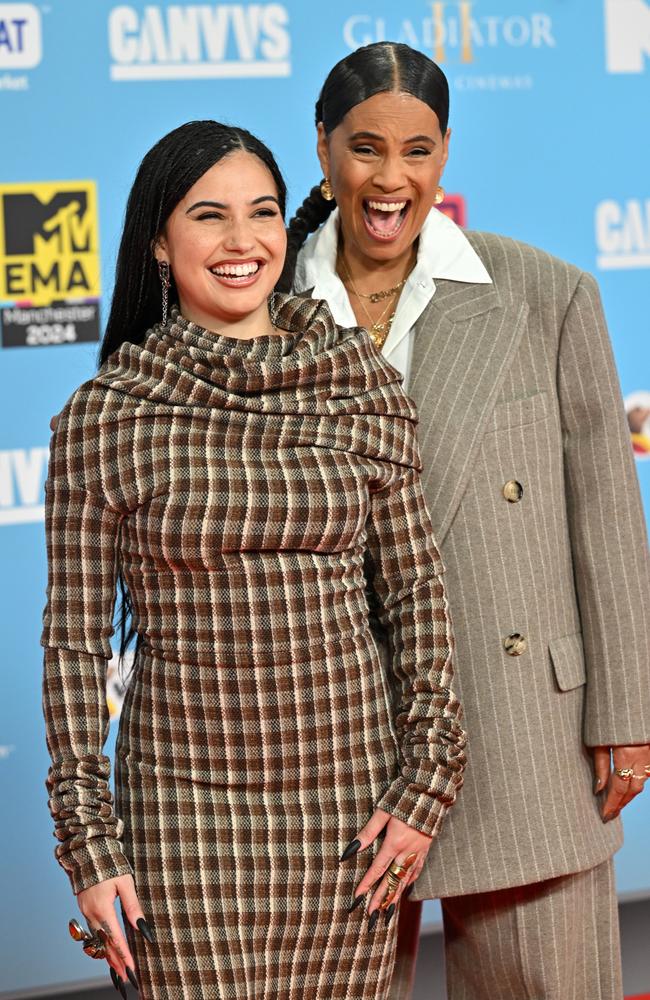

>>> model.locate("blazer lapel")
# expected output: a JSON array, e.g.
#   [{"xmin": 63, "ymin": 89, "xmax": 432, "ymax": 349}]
[{"xmin": 409, "ymin": 280, "xmax": 528, "ymax": 543}]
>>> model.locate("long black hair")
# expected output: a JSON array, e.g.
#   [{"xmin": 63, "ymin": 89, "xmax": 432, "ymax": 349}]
[
  {"xmin": 277, "ymin": 43, "xmax": 449, "ymax": 291},
  {"xmin": 102, "ymin": 120, "xmax": 287, "ymax": 660},
  {"xmin": 99, "ymin": 119, "xmax": 287, "ymax": 366}
]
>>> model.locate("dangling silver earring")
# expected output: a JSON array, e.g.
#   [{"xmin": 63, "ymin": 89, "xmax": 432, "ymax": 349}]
[{"xmin": 158, "ymin": 260, "xmax": 171, "ymax": 325}]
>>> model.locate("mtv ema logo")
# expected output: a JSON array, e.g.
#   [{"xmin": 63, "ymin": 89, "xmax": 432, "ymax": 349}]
[
  {"xmin": 0, "ymin": 181, "xmax": 101, "ymax": 347},
  {"xmin": 109, "ymin": 4, "xmax": 291, "ymax": 80},
  {"xmin": 595, "ymin": 199, "xmax": 650, "ymax": 269},
  {"xmin": 0, "ymin": 446, "xmax": 48, "ymax": 525},
  {"xmin": 0, "ymin": 2, "xmax": 42, "ymax": 90},
  {"xmin": 604, "ymin": 0, "xmax": 650, "ymax": 73}
]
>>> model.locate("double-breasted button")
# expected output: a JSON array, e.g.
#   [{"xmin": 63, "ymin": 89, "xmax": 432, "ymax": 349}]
[
  {"xmin": 503, "ymin": 480, "xmax": 524, "ymax": 503},
  {"xmin": 504, "ymin": 633, "xmax": 527, "ymax": 656}
]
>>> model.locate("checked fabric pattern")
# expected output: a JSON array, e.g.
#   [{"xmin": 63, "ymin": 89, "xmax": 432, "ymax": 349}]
[{"xmin": 42, "ymin": 294, "xmax": 466, "ymax": 999}]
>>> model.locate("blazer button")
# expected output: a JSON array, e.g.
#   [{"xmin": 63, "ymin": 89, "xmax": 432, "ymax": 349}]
[
  {"xmin": 503, "ymin": 480, "xmax": 524, "ymax": 503},
  {"xmin": 504, "ymin": 633, "xmax": 527, "ymax": 656}
]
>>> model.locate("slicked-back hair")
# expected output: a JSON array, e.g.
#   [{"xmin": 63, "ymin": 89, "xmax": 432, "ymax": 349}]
[
  {"xmin": 278, "ymin": 43, "xmax": 449, "ymax": 291},
  {"xmin": 100, "ymin": 120, "xmax": 287, "ymax": 365}
]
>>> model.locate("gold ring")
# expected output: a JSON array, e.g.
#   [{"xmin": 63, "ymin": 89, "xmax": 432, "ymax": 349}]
[
  {"xmin": 69, "ymin": 918, "xmax": 93, "ymax": 944},
  {"xmin": 387, "ymin": 862, "xmax": 408, "ymax": 879},
  {"xmin": 614, "ymin": 768, "xmax": 634, "ymax": 781},
  {"xmin": 83, "ymin": 940, "xmax": 108, "ymax": 961},
  {"xmin": 644, "ymin": 765, "xmax": 650, "ymax": 777}
]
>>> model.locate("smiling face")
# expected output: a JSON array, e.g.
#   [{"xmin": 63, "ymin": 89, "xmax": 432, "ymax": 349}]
[
  {"xmin": 317, "ymin": 91, "xmax": 450, "ymax": 269},
  {"xmin": 154, "ymin": 150, "xmax": 287, "ymax": 333}
]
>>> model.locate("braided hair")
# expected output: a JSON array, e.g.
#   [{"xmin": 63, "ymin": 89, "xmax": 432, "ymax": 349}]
[
  {"xmin": 100, "ymin": 120, "xmax": 287, "ymax": 365},
  {"xmin": 278, "ymin": 42, "xmax": 450, "ymax": 291}
]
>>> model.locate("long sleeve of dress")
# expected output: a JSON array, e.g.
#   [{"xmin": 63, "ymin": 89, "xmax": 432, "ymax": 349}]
[
  {"xmin": 41, "ymin": 405, "xmax": 134, "ymax": 895},
  {"xmin": 365, "ymin": 464, "xmax": 467, "ymax": 838}
]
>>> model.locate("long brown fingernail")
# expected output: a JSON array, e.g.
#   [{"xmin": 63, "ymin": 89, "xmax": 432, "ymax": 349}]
[
  {"xmin": 593, "ymin": 778, "xmax": 602, "ymax": 794},
  {"xmin": 340, "ymin": 839, "xmax": 361, "ymax": 862},
  {"xmin": 368, "ymin": 910, "xmax": 379, "ymax": 932},
  {"xmin": 126, "ymin": 966, "xmax": 139, "ymax": 990},
  {"xmin": 137, "ymin": 917, "xmax": 155, "ymax": 943},
  {"xmin": 385, "ymin": 903, "xmax": 396, "ymax": 926},
  {"xmin": 349, "ymin": 894, "xmax": 365, "ymax": 913}
]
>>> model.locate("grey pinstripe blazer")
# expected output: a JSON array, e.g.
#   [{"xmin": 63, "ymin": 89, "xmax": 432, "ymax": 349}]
[{"xmin": 403, "ymin": 231, "xmax": 650, "ymax": 899}]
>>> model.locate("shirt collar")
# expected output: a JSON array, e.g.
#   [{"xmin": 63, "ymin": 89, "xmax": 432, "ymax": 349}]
[{"xmin": 295, "ymin": 205, "xmax": 493, "ymax": 300}]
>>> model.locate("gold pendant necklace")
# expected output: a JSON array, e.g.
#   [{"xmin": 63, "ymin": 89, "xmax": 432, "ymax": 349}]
[{"xmin": 338, "ymin": 254, "xmax": 407, "ymax": 350}]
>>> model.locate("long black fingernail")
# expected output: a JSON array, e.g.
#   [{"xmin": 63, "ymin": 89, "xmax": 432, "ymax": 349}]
[
  {"xmin": 118, "ymin": 978, "xmax": 128, "ymax": 1000},
  {"xmin": 109, "ymin": 967, "xmax": 120, "ymax": 992},
  {"xmin": 137, "ymin": 917, "xmax": 155, "ymax": 943},
  {"xmin": 368, "ymin": 910, "xmax": 379, "ymax": 932},
  {"xmin": 385, "ymin": 903, "xmax": 396, "ymax": 926},
  {"xmin": 349, "ymin": 894, "xmax": 365, "ymax": 913},
  {"xmin": 126, "ymin": 966, "xmax": 139, "ymax": 990},
  {"xmin": 340, "ymin": 838, "xmax": 361, "ymax": 862}
]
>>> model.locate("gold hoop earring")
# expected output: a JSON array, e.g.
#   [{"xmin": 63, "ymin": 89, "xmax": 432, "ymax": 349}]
[
  {"xmin": 320, "ymin": 178, "xmax": 334, "ymax": 202},
  {"xmin": 434, "ymin": 186, "xmax": 445, "ymax": 205}
]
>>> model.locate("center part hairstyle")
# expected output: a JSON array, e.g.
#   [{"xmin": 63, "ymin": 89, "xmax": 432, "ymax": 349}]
[
  {"xmin": 100, "ymin": 119, "xmax": 287, "ymax": 366},
  {"xmin": 278, "ymin": 42, "xmax": 449, "ymax": 291}
]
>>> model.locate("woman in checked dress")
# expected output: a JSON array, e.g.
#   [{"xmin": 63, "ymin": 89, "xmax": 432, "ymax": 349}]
[{"xmin": 42, "ymin": 121, "xmax": 466, "ymax": 1000}]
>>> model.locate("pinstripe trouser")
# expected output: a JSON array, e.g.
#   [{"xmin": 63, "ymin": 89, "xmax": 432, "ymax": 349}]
[
  {"xmin": 391, "ymin": 859, "xmax": 623, "ymax": 1000},
  {"xmin": 442, "ymin": 859, "xmax": 623, "ymax": 999}
]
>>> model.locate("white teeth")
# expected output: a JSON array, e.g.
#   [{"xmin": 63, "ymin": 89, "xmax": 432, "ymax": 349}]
[
  {"xmin": 367, "ymin": 200, "xmax": 407, "ymax": 212},
  {"xmin": 211, "ymin": 262, "xmax": 260, "ymax": 277}
]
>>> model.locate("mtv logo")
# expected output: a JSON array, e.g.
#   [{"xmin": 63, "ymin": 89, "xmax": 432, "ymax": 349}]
[
  {"xmin": 605, "ymin": 0, "xmax": 650, "ymax": 72},
  {"xmin": 0, "ymin": 3, "xmax": 41, "ymax": 69}
]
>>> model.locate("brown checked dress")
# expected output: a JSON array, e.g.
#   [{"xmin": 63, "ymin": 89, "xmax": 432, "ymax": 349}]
[{"xmin": 42, "ymin": 294, "xmax": 466, "ymax": 1000}]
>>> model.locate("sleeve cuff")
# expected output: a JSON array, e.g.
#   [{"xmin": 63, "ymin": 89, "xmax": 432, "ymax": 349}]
[
  {"xmin": 376, "ymin": 779, "xmax": 449, "ymax": 839},
  {"xmin": 57, "ymin": 836, "xmax": 134, "ymax": 896}
]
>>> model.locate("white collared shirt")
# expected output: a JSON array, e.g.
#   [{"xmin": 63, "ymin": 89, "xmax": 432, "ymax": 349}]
[{"xmin": 294, "ymin": 207, "xmax": 493, "ymax": 388}]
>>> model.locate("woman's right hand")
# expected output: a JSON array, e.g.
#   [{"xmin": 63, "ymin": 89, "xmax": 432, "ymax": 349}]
[{"xmin": 77, "ymin": 873, "xmax": 150, "ymax": 993}]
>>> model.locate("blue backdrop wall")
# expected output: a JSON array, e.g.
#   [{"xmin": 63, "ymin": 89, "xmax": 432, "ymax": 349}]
[{"xmin": 1, "ymin": 1, "xmax": 649, "ymax": 994}]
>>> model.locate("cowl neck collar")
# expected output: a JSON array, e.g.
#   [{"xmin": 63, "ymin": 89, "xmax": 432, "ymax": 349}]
[{"xmin": 95, "ymin": 293, "xmax": 416, "ymax": 421}]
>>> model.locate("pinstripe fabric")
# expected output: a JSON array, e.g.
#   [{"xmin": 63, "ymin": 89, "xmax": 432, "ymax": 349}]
[
  {"xmin": 404, "ymin": 232, "xmax": 650, "ymax": 900},
  {"xmin": 41, "ymin": 294, "xmax": 466, "ymax": 999},
  {"xmin": 442, "ymin": 858, "xmax": 623, "ymax": 999}
]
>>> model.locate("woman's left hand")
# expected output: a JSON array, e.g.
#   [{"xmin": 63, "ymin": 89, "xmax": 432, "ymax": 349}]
[
  {"xmin": 342, "ymin": 808, "xmax": 433, "ymax": 921},
  {"xmin": 593, "ymin": 744, "xmax": 650, "ymax": 822}
]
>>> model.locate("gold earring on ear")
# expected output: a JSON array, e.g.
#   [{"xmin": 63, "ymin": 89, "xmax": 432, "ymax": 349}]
[
  {"xmin": 434, "ymin": 186, "xmax": 446, "ymax": 205},
  {"xmin": 320, "ymin": 178, "xmax": 335, "ymax": 202}
]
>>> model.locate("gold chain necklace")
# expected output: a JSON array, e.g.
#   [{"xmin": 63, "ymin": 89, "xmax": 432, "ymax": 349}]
[
  {"xmin": 338, "ymin": 254, "xmax": 411, "ymax": 350},
  {"xmin": 353, "ymin": 274, "xmax": 410, "ymax": 303}
]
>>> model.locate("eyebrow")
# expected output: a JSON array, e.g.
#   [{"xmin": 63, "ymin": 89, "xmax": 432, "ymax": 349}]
[
  {"xmin": 348, "ymin": 130, "xmax": 436, "ymax": 145},
  {"xmin": 185, "ymin": 195, "xmax": 280, "ymax": 213}
]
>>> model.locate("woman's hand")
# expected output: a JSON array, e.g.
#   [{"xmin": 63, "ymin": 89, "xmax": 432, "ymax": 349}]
[
  {"xmin": 593, "ymin": 744, "xmax": 650, "ymax": 822},
  {"xmin": 341, "ymin": 808, "xmax": 433, "ymax": 927},
  {"xmin": 77, "ymin": 873, "xmax": 151, "ymax": 994}
]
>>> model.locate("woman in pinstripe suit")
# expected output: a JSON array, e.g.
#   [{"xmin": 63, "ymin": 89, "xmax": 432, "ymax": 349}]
[
  {"xmin": 285, "ymin": 42, "xmax": 650, "ymax": 1000},
  {"xmin": 41, "ymin": 120, "xmax": 466, "ymax": 999}
]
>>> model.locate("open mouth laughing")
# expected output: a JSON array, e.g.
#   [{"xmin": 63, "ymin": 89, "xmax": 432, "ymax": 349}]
[
  {"xmin": 209, "ymin": 259, "xmax": 265, "ymax": 286},
  {"xmin": 362, "ymin": 198, "xmax": 411, "ymax": 241}
]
